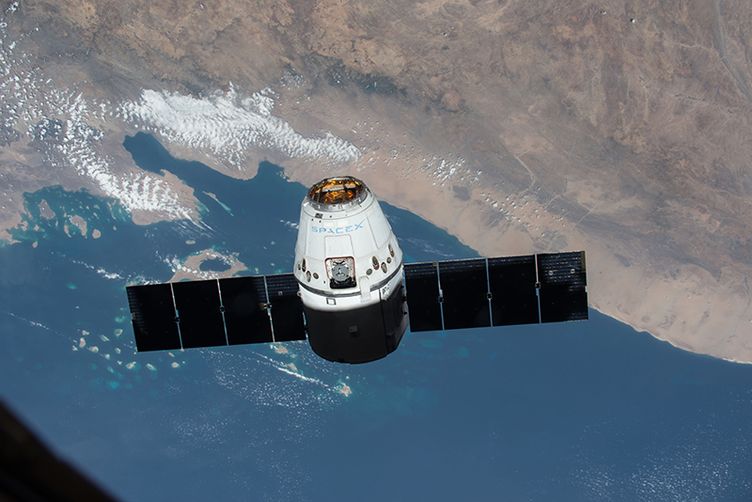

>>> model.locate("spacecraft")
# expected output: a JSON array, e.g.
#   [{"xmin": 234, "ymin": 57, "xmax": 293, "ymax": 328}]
[{"xmin": 126, "ymin": 176, "xmax": 588, "ymax": 364}]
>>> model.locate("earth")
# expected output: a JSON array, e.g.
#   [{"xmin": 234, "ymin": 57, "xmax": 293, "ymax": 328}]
[
  {"xmin": 2, "ymin": 1, "xmax": 752, "ymax": 500},
  {"xmin": 2, "ymin": 133, "xmax": 752, "ymax": 501},
  {"xmin": 1, "ymin": 0, "xmax": 752, "ymax": 361}
]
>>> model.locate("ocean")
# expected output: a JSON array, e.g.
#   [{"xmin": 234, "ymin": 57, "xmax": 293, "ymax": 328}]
[{"xmin": 0, "ymin": 132, "xmax": 750, "ymax": 501}]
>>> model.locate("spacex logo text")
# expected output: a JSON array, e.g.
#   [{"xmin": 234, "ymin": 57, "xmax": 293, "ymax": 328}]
[{"xmin": 311, "ymin": 221, "xmax": 365, "ymax": 234}]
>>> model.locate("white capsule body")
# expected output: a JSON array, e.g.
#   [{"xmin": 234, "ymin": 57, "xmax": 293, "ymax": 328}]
[
  {"xmin": 294, "ymin": 185, "xmax": 404, "ymax": 311},
  {"xmin": 294, "ymin": 177, "xmax": 408, "ymax": 363}
]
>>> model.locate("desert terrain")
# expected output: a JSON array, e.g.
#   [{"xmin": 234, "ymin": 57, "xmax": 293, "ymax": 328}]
[{"xmin": 1, "ymin": 0, "xmax": 751, "ymax": 361}]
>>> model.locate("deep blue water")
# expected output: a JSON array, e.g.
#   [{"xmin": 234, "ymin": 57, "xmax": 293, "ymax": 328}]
[{"xmin": 1, "ymin": 132, "xmax": 751, "ymax": 501}]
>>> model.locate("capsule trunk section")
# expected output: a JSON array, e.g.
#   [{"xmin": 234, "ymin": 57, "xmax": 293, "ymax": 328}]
[{"xmin": 294, "ymin": 177, "xmax": 408, "ymax": 363}]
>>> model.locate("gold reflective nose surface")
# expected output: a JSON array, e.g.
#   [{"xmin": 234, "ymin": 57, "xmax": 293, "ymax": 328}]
[{"xmin": 307, "ymin": 176, "xmax": 365, "ymax": 205}]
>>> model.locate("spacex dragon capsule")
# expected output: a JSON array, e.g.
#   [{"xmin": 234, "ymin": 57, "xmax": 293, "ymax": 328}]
[
  {"xmin": 294, "ymin": 177, "xmax": 408, "ymax": 363},
  {"xmin": 126, "ymin": 176, "xmax": 589, "ymax": 365}
]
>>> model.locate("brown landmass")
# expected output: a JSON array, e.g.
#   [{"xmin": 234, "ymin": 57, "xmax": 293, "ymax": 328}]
[
  {"xmin": 168, "ymin": 249, "xmax": 248, "ymax": 282},
  {"xmin": 2, "ymin": 0, "xmax": 752, "ymax": 361}
]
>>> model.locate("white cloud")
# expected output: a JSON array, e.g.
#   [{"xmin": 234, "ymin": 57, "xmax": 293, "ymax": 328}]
[{"xmin": 119, "ymin": 86, "xmax": 361, "ymax": 166}]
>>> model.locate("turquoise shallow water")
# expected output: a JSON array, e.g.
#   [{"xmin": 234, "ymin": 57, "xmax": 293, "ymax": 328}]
[{"xmin": 1, "ymin": 133, "xmax": 751, "ymax": 501}]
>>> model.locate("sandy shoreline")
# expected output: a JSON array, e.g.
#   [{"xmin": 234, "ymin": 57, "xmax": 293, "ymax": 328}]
[
  {"xmin": 600, "ymin": 307, "xmax": 752, "ymax": 366},
  {"xmin": 276, "ymin": 157, "xmax": 752, "ymax": 365},
  {"xmin": 0, "ymin": 0, "xmax": 750, "ymax": 368},
  {"xmin": 2, "ymin": 148, "xmax": 750, "ymax": 365}
]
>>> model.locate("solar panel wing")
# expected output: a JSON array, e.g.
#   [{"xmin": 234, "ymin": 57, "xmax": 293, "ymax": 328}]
[
  {"xmin": 171, "ymin": 279, "xmax": 227, "ymax": 349},
  {"xmin": 404, "ymin": 262, "xmax": 442, "ymax": 332},
  {"xmin": 536, "ymin": 251, "xmax": 588, "ymax": 323},
  {"xmin": 126, "ymin": 283, "xmax": 181, "ymax": 352},
  {"xmin": 265, "ymin": 273, "xmax": 307, "ymax": 342},
  {"xmin": 218, "ymin": 276, "xmax": 273, "ymax": 345},
  {"xmin": 438, "ymin": 259, "xmax": 491, "ymax": 329},
  {"xmin": 487, "ymin": 254, "xmax": 539, "ymax": 326}
]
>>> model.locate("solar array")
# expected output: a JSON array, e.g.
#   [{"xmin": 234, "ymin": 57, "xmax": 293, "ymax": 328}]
[
  {"xmin": 126, "ymin": 273, "xmax": 306, "ymax": 352},
  {"xmin": 404, "ymin": 251, "xmax": 588, "ymax": 331},
  {"xmin": 127, "ymin": 252, "xmax": 587, "ymax": 353}
]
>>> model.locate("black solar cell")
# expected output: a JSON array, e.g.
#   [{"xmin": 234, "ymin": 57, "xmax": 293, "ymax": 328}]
[
  {"xmin": 265, "ymin": 274, "xmax": 307, "ymax": 342},
  {"xmin": 537, "ymin": 251, "xmax": 588, "ymax": 322},
  {"xmin": 172, "ymin": 279, "xmax": 227, "ymax": 349},
  {"xmin": 438, "ymin": 259, "xmax": 491, "ymax": 329},
  {"xmin": 404, "ymin": 262, "xmax": 443, "ymax": 332},
  {"xmin": 126, "ymin": 283, "xmax": 181, "ymax": 351},
  {"xmin": 218, "ymin": 276, "xmax": 274, "ymax": 344},
  {"xmin": 487, "ymin": 254, "xmax": 540, "ymax": 326}
]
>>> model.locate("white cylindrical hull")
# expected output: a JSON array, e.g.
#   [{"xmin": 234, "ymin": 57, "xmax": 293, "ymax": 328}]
[{"xmin": 293, "ymin": 177, "xmax": 408, "ymax": 363}]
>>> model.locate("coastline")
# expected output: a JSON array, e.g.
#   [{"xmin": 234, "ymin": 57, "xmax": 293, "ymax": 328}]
[
  {"xmin": 2, "ymin": 130, "xmax": 750, "ymax": 365},
  {"xmin": 275, "ymin": 157, "xmax": 752, "ymax": 366},
  {"xmin": 601, "ymin": 307, "xmax": 752, "ymax": 366}
]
